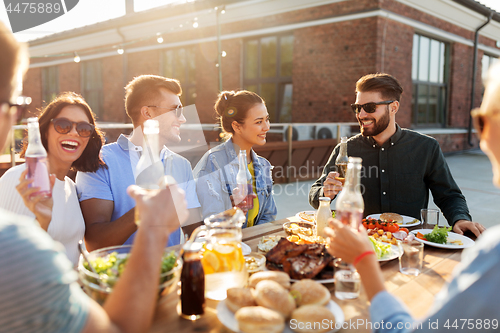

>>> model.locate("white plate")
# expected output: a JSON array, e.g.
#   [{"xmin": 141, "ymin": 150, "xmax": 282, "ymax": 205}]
[
  {"xmin": 410, "ymin": 229, "xmax": 475, "ymax": 249},
  {"xmin": 377, "ymin": 244, "xmax": 401, "ymax": 262},
  {"xmin": 366, "ymin": 214, "xmax": 421, "ymax": 227},
  {"xmin": 217, "ymin": 299, "xmax": 345, "ymax": 333},
  {"xmin": 295, "ymin": 210, "xmax": 316, "ymax": 223},
  {"xmin": 241, "ymin": 242, "xmax": 251, "ymax": 255}
]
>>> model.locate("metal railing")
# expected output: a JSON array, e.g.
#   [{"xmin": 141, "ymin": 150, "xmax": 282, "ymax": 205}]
[{"xmin": 7, "ymin": 122, "xmax": 358, "ymax": 169}]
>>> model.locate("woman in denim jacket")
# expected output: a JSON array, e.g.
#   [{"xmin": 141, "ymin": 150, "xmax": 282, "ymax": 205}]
[{"xmin": 193, "ymin": 90, "xmax": 277, "ymax": 227}]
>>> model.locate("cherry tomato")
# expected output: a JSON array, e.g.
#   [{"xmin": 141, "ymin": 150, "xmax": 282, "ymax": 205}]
[
  {"xmin": 400, "ymin": 227, "xmax": 409, "ymax": 234},
  {"xmin": 367, "ymin": 221, "xmax": 376, "ymax": 229},
  {"xmin": 376, "ymin": 220, "xmax": 384, "ymax": 229},
  {"xmin": 386, "ymin": 223, "xmax": 400, "ymax": 233},
  {"xmin": 362, "ymin": 220, "xmax": 369, "ymax": 229}
]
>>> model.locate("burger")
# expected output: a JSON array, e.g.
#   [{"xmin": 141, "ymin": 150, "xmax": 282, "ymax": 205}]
[{"xmin": 380, "ymin": 212, "xmax": 403, "ymax": 224}]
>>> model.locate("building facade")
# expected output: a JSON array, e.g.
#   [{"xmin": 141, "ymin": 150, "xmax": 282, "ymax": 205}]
[{"xmin": 23, "ymin": 0, "xmax": 500, "ymax": 152}]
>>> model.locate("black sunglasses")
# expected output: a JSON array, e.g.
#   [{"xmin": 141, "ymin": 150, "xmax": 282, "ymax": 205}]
[
  {"xmin": 0, "ymin": 96, "xmax": 32, "ymax": 122},
  {"xmin": 147, "ymin": 105, "xmax": 184, "ymax": 118},
  {"xmin": 51, "ymin": 118, "xmax": 95, "ymax": 137},
  {"xmin": 350, "ymin": 100, "xmax": 395, "ymax": 114}
]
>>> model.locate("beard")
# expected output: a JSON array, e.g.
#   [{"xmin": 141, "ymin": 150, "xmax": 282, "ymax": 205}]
[{"xmin": 358, "ymin": 106, "xmax": 390, "ymax": 137}]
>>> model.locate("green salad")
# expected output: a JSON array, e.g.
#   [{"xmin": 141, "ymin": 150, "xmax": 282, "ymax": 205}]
[
  {"xmin": 84, "ymin": 251, "xmax": 178, "ymax": 286},
  {"xmin": 424, "ymin": 225, "xmax": 452, "ymax": 244},
  {"xmin": 369, "ymin": 236, "xmax": 392, "ymax": 259}
]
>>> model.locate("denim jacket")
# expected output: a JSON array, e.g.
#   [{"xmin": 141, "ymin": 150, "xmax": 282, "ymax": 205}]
[{"xmin": 193, "ymin": 138, "xmax": 277, "ymax": 227}]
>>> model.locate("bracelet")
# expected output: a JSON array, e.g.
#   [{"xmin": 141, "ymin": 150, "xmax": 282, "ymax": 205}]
[{"xmin": 353, "ymin": 250, "xmax": 375, "ymax": 267}]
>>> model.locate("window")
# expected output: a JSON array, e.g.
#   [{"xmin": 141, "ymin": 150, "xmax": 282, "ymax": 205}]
[
  {"xmin": 161, "ymin": 47, "xmax": 196, "ymax": 106},
  {"xmin": 41, "ymin": 66, "xmax": 59, "ymax": 106},
  {"xmin": 243, "ymin": 34, "xmax": 294, "ymax": 123},
  {"xmin": 81, "ymin": 60, "xmax": 103, "ymax": 118},
  {"xmin": 411, "ymin": 34, "xmax": 448, "ymax": 127},
  {"xmin": 482, "ymin": 54, "xmax": 498, "ymax": 82}
]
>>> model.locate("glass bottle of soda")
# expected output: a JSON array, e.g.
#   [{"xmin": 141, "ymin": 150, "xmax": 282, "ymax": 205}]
[
  {"xmin": 135, "ymin": 119, "xmax": 165, "ymax": 225},
  {"xmin": 234, "ymin": 150, "xmax": 253, "ymax": 211},
  {"xmin": 335, "ymin": 137, "xmax": 349, "ymax": 184},
  {"xmin": 316, "ymin": 197, "xmax": 331, "ymax": 237},
  {"xmin": 180, "ymin": 241, "xmax": 205, "ymax": 320},
  {"xmin": 335, "ymin": 157, "xmax": 364, "ymax": 229},
  {"xmin": 25, "ymin": 117, "xmax": 51, "ymax": 198},
  {"xmin": 135, "ymin": 119, "xmax": 164, "ymax": 189}
]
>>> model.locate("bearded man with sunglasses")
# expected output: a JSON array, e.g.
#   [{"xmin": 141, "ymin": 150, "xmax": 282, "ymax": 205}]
[
  {"xmin": 310, "ymin": 73, "xmax": 485, "ymax": 237},
  {"xmin": 76, "ymin": 75, "xmax": 201, "ymax": 251}
]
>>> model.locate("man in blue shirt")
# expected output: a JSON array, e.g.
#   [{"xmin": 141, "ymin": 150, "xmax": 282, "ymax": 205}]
[{"xmin": 76, "ymin": 75, "xmax": 201, "ymax": 251}]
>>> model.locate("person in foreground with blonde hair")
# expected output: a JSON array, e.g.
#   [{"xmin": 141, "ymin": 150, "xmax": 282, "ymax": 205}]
[
  {"xmin": 324, "ymin": 63, "xmax": 500, "ymax": 332},
  {"xmin": 0, "ymin": 21, "xmax": 188, "ymax": 333}
]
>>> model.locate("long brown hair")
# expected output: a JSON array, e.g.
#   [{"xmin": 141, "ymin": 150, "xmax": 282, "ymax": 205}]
[
  {"xmin": 214, "ymin": 90, "xmax": 264, "ymax": 140},
  {"xmin": 21, "ymin": 92, "xmax": 106, "ymax": 172}
]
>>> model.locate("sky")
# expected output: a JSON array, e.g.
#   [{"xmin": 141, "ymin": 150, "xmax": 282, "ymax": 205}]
[
  {"xmin": 0, "ymin": 0, "xmax": 179, "ymax": 42},
  {"xmin": 0, "ymin": 0, "xmax": 499, "ymax": 42}
]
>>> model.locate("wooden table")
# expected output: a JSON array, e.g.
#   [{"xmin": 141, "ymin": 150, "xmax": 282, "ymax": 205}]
[{"xmin": 150, "ymin": 217, "xmax": 463, "ymax": 332}]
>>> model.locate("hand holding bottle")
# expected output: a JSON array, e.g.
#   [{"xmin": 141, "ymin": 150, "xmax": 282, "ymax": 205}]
[
  {"xmin": 323, "ymin": 171, "xmax": 344, "ymax": 199},
  {"xmin": 16, "ymin": 168, "xmax": 56, "ymax": 230},
  {"xmin": 231, "ymin": 184, "xmax": 256, "ymax": 215},
  {"xmin": 324, "ymin": 218, "xmax": 372, "ymax": 264}
]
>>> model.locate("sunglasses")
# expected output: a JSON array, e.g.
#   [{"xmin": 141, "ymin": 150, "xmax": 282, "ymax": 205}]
[
  {"xmin": 0, "ymin": 96, "xmax": 32, "ymax": 122},
  {"xmin": 147, "ymin": 105, "xmax": 184, "ymax": 118},
  {"xmin": 51, "ymin": 118, "xmax": 95, "ymax": 137},
  {"xmin": 350, "ymin": 100, "xmax": 395, "ymax": 114}
]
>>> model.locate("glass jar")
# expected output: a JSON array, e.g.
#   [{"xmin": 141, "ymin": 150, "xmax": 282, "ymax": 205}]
[
  {"xmin": 181, "ymin": 242, "xmax": 205, "ymax": 320},
  {"xmin": 190, "ymin": 207, "xmax": 248, "ymax": 300},
  {"xmin": 316, "ymin": 197, "xmax": 331, "ymax": 238}
]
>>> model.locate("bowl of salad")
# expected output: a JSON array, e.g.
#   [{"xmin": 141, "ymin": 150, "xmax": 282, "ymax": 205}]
[{"xmin": 78, "ymin": 245, "xmax": 182, "ymax": 304}]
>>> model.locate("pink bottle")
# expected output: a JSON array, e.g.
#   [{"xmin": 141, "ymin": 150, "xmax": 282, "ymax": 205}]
[{"xmin": 25, "ymin": 117, "xmax": 51, "ymax": 198}]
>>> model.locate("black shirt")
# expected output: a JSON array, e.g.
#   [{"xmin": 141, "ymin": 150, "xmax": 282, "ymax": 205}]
[{"xmin": 309, "ymin": 124, "xmax": 472, "ymax": 226}]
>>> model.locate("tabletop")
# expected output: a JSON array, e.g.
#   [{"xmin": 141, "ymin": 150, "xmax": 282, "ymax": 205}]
[{"xmin": 149, "ymin": 217, "xmax": 463, "ymax": 333}]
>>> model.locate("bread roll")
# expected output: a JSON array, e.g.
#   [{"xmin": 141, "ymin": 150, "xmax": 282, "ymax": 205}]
[
  {"xmin": 380, "ymin": 212, "xmax": 403, "ymax": 223},
  {"xmin": 254, "ymin": 280, "xmax": 296, "ymax": 318},
  {"xmin": 290, "ymin": 305, "xmax": 336, "ymax": 333},
  {"xmin": 248, "ymin": 271, "xmax": 291, "ymax": 289},
  {"xmin": 226, "ymin": 288, "xmax": 256, "ymax": 313},
  {"xmin": 290, "ymin": 279, "xmax": 330, "ymax": 306},
  {"xmin": 235, "ymin": 306, "xmax": 285, "ymax": 333}
]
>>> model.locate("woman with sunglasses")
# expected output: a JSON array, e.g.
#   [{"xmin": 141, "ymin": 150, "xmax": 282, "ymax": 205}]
[
  {"xmin": 194, "ymin": 90, "xmax": 277, "ymax": 227},
  {"xmin": 322, "ymin": 62, "xmax": 500, "ymax": 333},
  {"xmin": 0, "ymin": 92, "xmax": 105, "ymax": 265}
]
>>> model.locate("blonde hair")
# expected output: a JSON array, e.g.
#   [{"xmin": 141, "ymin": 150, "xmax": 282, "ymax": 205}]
[{"xmin": 0, "ymin": 22, "xmax": 29, "ymax": 99}]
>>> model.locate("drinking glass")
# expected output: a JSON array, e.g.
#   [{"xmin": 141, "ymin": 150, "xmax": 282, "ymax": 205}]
[
  {"xmin": 398, "ymin": 240, "xmax": 424, "ymax": 276},
  {"xmin": 334, "ymin": 269, "xmax": 361, "ymax": 300},
  {"xmin": 421, "ymin": 208, "xmax": 440, "ymax": 229}
]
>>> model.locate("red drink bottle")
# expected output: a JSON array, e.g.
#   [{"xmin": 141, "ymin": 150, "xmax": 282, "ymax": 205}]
[{"xmin": 25, "ymin": 117, "xmax": 51, "ymax": 198}]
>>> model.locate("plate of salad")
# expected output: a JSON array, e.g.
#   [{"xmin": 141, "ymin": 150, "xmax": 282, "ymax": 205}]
[
  {"xmin": 369, "ymin": 236, "xmax": 401, "ymax": 261},
  {"xmin": 411, "ymin": 227, "xmax": 475, "ymax": 249}
]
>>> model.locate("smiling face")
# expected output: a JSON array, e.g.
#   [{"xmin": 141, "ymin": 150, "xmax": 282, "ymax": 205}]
[
  {"xmin": 148, "ymin": 88, "xmax": 186, "ymax": 145},
  {"xmin": 355, "ymin": 91, "xmax": 393, "ymax": 138},
  {"xmin": 232, "ymin": 103, "xmax": 270, "ymax": 150},
  {"xmin": 46, "ymin": 105, "xmax": 91, "ymax": 169}
]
